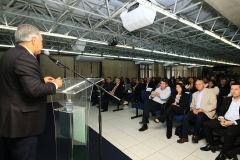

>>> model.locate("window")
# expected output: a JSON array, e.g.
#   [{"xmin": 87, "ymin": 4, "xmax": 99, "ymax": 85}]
[{"xmin": 140, "ymin": 65, "xmax": 153, "ymax": 78}]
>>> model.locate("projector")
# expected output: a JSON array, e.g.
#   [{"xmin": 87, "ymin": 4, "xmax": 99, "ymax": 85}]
[{"xmin": 120, "ymin": 1, "xmax": 157, "ymax": 32}]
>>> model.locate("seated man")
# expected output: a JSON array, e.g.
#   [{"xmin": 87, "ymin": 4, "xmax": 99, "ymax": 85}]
[
  {"xmin": 101, "ymin": 78, "xmax": 123, "ymax": 112},
  {"xmin": 177, "ymin": 79, "xmax": 217, "ymax": 143},
  {"xmin": 138, "ymin": 79, "xmax": 171, "ymax": 131},
  {"xmin": 201, "ymin": 83, "xmax": 240, "ymax": 160}
]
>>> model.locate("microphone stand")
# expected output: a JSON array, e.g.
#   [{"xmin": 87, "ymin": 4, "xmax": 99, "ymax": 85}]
[{"xmin": 46, "ymin": 55, "xmax": 120, "ymax": 160}]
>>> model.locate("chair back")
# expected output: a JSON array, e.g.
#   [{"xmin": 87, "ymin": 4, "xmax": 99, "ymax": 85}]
[{"xmin": 141, "ymin": 89, "xmax": 152, "ymax": 101}]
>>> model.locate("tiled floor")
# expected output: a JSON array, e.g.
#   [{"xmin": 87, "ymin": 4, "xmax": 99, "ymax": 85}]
[{"xmin": 89, "ymin": 103, "xmax": 240, "ymax": 160}]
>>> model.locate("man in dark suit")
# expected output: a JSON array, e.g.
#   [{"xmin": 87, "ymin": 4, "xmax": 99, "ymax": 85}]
[
  {"xmin": 101, "ymin": 78, "xmax": 123, "ymax": 112},
  {"xmin": 201, "ymin": 83, "xmax": 240, "ymax": 160},
  {"xmin": 142, "ymin": 78, "xmax": 154, "ymax": 90},
  {"xmin": 0, "ymin": 24, "xmax": 62, "ymax": 160}
]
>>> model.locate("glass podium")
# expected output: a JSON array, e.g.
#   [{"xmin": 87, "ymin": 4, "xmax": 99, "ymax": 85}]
[{"xmin": 51, "ymin": 77, "xmax": 102, "ymax": 160}]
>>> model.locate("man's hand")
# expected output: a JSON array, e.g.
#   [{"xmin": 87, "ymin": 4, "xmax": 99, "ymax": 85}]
[
  {"xmin": 219, "ymin": 118, "xmax": 226, "ymax": 126},
  {"xmin": 197, "ymin": 108, "xmax": 204, "ymax": 113},
  {"xmin": 150, "ymin": 91, "xmax": 156, "ymax": 97},
  {"xmin": 54, "ymin": 77, "xmax": 62, "ymax": 88},
  {"xmin": 193, "ymin": 109, "xmax": 198, "ymax": 114},
  {"xmin": 221, "ymin": 120, "xmax": 233, "ymax": 127},
  {"xmin": 156, "ymin": 92, "xmax": 160, "ymax": 97},
  {"xmin": 44, "ymin": 76, "xmax": 55, "ymax": 83}
]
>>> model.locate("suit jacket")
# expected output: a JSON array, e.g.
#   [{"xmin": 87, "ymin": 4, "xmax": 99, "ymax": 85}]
[
  {"xmin": 190, "ymin": 89, "xmax": 217, "ymax": 119},
  {"xmin": 111, "ymin": 84, "xmax": 123, "ymax": 99},
  {"xmin": 218, "ymin": 97, "xmax": 240, "ymax": 125},
  {"xmin": 167, "ymin": 93, "xmax": 189, "ymax": 108},
  {"xmin": 142, "ymin": 82, "xmax": 154, "ymax": 90},
  {"xmin": 0, "ymin": 45, "xmax": 56, "ymax": 138},
  {"xmin": 132, "ymin": 84, "xmax": 142, "ymax": 100}
]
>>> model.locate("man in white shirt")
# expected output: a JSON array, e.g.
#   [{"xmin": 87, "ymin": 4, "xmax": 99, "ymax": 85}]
[
  {"xmin": 201, "ymin": 83, "xmax": 240, "ymax": 160},
  {"xmin": 138, "ymin": 79, "xmax": 171, "ymax": 131}
]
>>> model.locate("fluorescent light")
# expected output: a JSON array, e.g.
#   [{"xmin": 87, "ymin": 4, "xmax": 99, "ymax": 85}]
[
  {"xmin": 133, "ymin": 58, "xmax": 144, "ymax": 60},
  {"xmin": 103, "ymin": 55, "xmax": 118, "ymax": 58},
  {"xmin": 135, "ymin": 47, "xmax": 151, "ymax": 52},
  {"xmin": 189, "ymin": 57, "xmax": 198, "ymax": 59},
  {"xmin": 78, "ymin": 38, "xmax": 108, "ymax": 45},
  {"xmin": 153, "ymin": 50, "xmax": 166, "ymax": 54},
  {"xmin": 145, "ymin": 59, "xmax": 154, "ymax": 61},
  {"xmin": 116, "ymin": 44, "xmax": 132, "ymax": 49},
  {"xmin": 179, "ymin": 18, "xmax": 203, "ymax": 31},
  {"xmin": 83, "ymin": 53, "xmax": 101, "ymax": 56},
  {"xmin": 179, "ymin": 55, "xmax": 188, "ymax": 58},
  {"xmin": 41, "ymin": 32, "xmax": 77, "ymax": 39},
  {"xmin": 136, "ymin": 0, "xmax": 177, "ymax": 20},
  {"xmin": 221, "ymin": 38, "xmax": 232, "ymax": 45},
  {"xmin": 0, "ymin": 25, "xmax": 17, "ymax": 30},
  {"xmin": 155, "ymin": 60, "xmax": 164, "ymax": 62},
  {"xmin": 119, "ymin": 56, "xmax": 131, "ymax": 59},
  {"xmin": 0, "ymin": 44, "xmax": 14, "ymax": 47},
  {"xmin": 167, "ymin": 53, "xmax": 178, "ymax": 56},
  {"xmin": 232, "ymin": 43, "xmax": 240, "ymax": 49},
  {"xmin": 204, "ymin": 30, "xmax": 221, "ymax": 39},
  {"xmin": 59, "ymin": 50, "xmax": 78, "ymax": 54},
  {"xmin": 41, "ymin": 48, "xmax": 58, "ymax": 52}
]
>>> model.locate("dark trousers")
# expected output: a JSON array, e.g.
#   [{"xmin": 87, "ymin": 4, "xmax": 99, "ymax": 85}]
[
  {"xmin": 143, "ymin": 99, "xmax": 162, "ymax": 119},
  {"xmin": 203, "ymin": 119, "xmax": 240, "ymax": 153},
  {"xmin": 102, "ymin": 94, "xmax": 110, "ymax": 110},
  {"xmin": 181, "ymin": 111, "xmax": 209, "ymax": 137},
  {"xmin": 158, "ymin": 105, "xmax": 185, "ymax": 138},
  {"xmin": 228, "ymin": 145, "xmax": 240, "ymax": 158},
  {"xmin": 3, "ymin": 136, "xmax": 38, "ymax": 160}
]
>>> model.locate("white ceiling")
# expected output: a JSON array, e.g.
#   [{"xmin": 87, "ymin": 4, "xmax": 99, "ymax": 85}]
[{"xmin": 0, "ymin": 0, "xmax": 239, "ymax": 66}]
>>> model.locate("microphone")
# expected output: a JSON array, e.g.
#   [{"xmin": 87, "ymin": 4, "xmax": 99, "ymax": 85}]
[{"xmin": 43, "ymin": 50, "xmax": 58, "ymax": 64}]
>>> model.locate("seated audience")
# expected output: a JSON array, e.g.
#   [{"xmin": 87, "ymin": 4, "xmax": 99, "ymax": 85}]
[
  {"xmin": 177, "ymin": 79, "xmax": 217, "ymax": 143},
  {"xmin": 227, "ymin": 79, "xmax": 236, "ymax": 97},
  {"xmin": 218, "ymin": 78, "xmax": 230, "ymax": 99},
  {"xmin": 203, "ymin": 77, "xmax": 209, "ymax": 88},
  {"xmin": 207, "ymin": 80, "xmax": 220, "ymax": 95},
  {"xmin": 123, "ymin": 78, "xmax": 142, "ymax": 105},
  {"xmin": 154, "ymin": 83, "xmax": 189, "ymax": 139},
  {"xmin": 142, "ymin": 78, "xmax": 155, "ymax": 90},
  {"xmin": 185, "ymin": 77, "xmax": 197, "ymax": 93},
  {"xmin": 201, "ymin": 83, "xmax": 240, "ymax": 160},
  {"xmin": 138, "ymin": 79, "xmax": 171, "ymax": 131}
]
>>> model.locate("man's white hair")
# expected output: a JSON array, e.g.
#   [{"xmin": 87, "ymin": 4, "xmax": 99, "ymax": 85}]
[{"xmin": 15, "ymin": 24, "xmax": 41, "ymax": 43}]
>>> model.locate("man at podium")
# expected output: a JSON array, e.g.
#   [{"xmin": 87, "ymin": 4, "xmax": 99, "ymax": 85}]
[{"xmin": 0, "ymin": 24, "xmax": 62, "ymax": 160}]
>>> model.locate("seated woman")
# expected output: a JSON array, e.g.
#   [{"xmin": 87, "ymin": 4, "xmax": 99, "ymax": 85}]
[
  {"xmin": 154, "ymin": 83, "xmax": 189, "ymax": 139},
  {"xmin": 206, "ymin": 80, "xmax": 219, "ymax": 95}
]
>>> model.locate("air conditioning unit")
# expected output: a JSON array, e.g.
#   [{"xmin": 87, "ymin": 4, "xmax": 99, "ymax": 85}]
[
  {"xmin": 120, "ymin": 1, "xmax": 157, "ymax": 32},
  {"xmin": 75, "ymin": 55, "xmax": 105, "ymax": 62}
]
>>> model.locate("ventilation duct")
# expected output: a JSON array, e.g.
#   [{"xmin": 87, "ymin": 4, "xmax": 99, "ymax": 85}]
[{"xmin": 75, "ymin": 55, "xmax": 105, "ymax": 62}]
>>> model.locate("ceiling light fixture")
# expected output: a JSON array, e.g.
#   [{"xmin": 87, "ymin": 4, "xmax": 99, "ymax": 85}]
[
  {"xmin": 78, "ymin": 38, "xmax": 108, "ymax": 45},
  {"xmin": 153, "ymin": 50, "xmax": 167, "ymax": 54},
  {"xmin": 116, "ymin": 44, "xmax": 132, "ymax": 49},
  {"xmin": 103, "ymin": 55, "xmax": 118, "ymax": 58},
  {"xmin": 59, "ymin": 50, "xmax": 79, "ymax": 54},
  {"xmin": 0, "ymin": 44, "xmax": 14, "ymax": 47},
  {"xmin": 135, "ymin": 47, "xmax": 152, "ymax": 52},
  {"xmin": 83, "ymin": 53, "xmax": 101, "ymax": 56}
]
